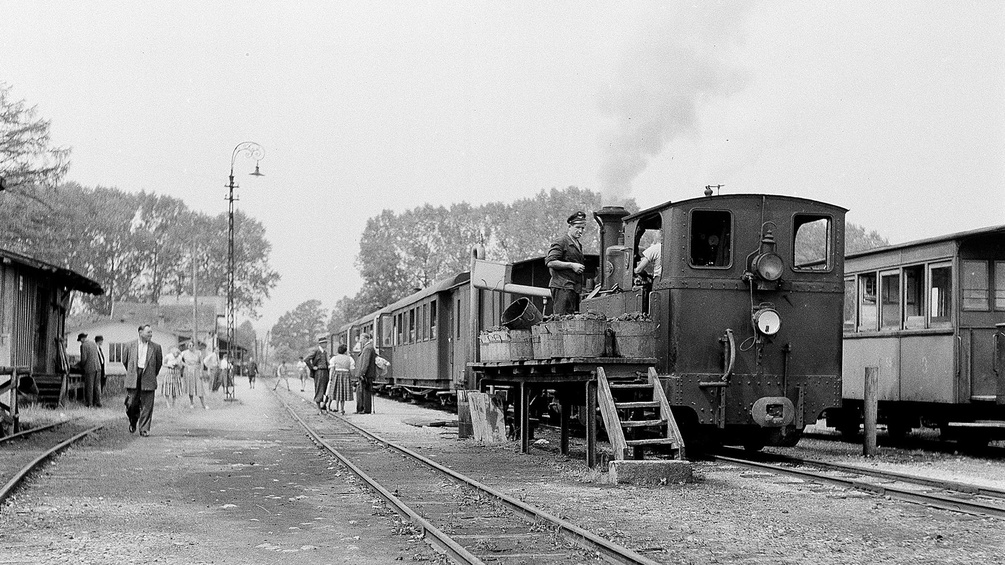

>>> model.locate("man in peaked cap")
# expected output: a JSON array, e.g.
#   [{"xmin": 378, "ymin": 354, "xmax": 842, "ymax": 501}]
[
  {"xmin": 545, "ymin": 210, "xmax": 589, "ymax": 315},
  {"xmin": 77, "ymin": 332, "xmax": 103, "ymax": 407},
  {"xmin": 304, "ymin": 335, "xmax": 330, "ymax": 412}
]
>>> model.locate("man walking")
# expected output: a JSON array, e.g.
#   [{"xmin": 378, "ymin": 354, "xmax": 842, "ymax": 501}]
[
  {"xmin": 76, "ymin": 333, "xmax": 102, "ymax": 407},
  {"xmin": 122, "ymin": 324, "xmax": 163, "ymax": 437}
]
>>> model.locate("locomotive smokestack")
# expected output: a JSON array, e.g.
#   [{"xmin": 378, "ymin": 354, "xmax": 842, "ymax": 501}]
[{"xmin": 593, "ymin": 205, "xmax": 631, "ymax": 289}]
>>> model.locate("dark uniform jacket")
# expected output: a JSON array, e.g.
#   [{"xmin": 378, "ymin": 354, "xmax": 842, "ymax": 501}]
[
  {"xmin": 305, "ymin": 347, "xmax": 329, "ymax": 375},
  {"xmin": 546, "ymin": 233, "xmax": 585, "ymax": 292}
]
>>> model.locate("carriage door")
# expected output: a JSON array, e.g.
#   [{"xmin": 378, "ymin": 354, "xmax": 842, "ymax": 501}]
[{"xmin": 961, "ymin": 259, "xmax": 1004, "ymax": 401}]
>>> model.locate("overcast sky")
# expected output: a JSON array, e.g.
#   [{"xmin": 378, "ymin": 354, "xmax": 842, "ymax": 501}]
[{"xmin": 3, "ymin": 1, "xmax": 1003, "ymax": 332}]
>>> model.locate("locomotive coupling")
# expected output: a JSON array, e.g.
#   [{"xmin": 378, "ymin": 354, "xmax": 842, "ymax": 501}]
[{"xmin": 750, "ymin": 396, "xmax": 795, "ymax": 427}]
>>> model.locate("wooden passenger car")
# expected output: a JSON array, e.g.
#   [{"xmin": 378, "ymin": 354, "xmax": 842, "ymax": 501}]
[
  {"xmin": 835, "ymin": 225, "xmax": 1005, "ymax": 444},
  {"xmin": 338, "ymin": 256, "xmax": 590, "ymax": 403},
  {"xmin": 586, "ymin": 194, "xmax": 847, "ymax": 449},
  {"xmin": 0, "ymin": 248, "xmax": 103, "ymax": 434}
]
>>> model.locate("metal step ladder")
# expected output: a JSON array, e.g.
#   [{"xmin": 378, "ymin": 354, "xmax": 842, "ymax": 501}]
[{"xmin": 597, "ymin": 366, "xmax": 685, "ymax": 460}]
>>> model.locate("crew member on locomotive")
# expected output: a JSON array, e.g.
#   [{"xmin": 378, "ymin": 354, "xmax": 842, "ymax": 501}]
[
  {"xmin": 546, "ymin": 210, "xmax": 588, "ymax": 315},
  {"xmin": 633, "ymin": 230, "xmax": 662, "ymax": 286}
]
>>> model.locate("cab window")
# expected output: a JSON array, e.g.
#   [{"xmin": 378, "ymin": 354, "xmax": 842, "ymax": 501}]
[
  {"xmin": 793, "ymin": 215, "xmax": 832, "ymax": 271},
  {"xmin": 690, "ymin": 210, "xmax": 731, "ymax": 267}
]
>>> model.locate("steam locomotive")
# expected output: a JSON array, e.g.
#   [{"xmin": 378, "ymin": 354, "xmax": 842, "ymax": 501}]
[{"xmin": 338, "ymin": 192, "xmax": 847, "ymax": 450}]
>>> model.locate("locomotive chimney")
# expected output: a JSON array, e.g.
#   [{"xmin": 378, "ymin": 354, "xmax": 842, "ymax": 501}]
[{"xmin": 593, "ymin": 205, "xmax": 630, "ymax": 289}]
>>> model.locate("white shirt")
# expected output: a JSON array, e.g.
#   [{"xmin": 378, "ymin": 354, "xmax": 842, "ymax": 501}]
[
  {"xmin": 642, "ymin": 242, "xmax": 662, "ymax": 278},
  {"xmin": 137, "ymin": 340, "xmax": 148, "ymax": 369}
]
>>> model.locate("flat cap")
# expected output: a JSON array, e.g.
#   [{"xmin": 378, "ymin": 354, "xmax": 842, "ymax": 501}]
[
  {"xmin": 567, "ymin": 210, "xmax": 587, "ymax": 225},
  {"xmin": 77, "ymin": 332, "xmax": 88, "ymax": 340}
]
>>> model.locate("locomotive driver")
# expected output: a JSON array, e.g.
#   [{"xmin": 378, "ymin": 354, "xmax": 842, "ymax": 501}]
[{"xmin": 546, "ymin": 210, "xmax": 588, "ymax": 315}]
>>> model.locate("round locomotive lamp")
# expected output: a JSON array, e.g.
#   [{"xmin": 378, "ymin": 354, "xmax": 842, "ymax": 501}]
[
  {"xmin": 753, "ymin": 308, "xmax": 781, "ymax": 336},
  {"xmin": 753, "ymin": 252, "xmax": 784, "ymax": 281}
]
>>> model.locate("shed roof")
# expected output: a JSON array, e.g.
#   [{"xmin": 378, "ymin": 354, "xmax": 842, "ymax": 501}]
[{"xmin": 0, "ymin": 247, "xmax": 104, "ymax": 295}]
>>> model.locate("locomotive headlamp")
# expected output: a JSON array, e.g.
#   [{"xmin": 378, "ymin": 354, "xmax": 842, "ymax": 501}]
[
  {"xmin": 753, "ymin": 252, "xmax": 784, "ymax": 281},
  {"xmin": 753, "ymin": 307, "xmax": 781, "ymax": 336}
]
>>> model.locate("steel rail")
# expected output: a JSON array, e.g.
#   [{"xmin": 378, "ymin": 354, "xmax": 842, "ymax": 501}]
[
  {"xmin": 0, "ymin": 424, "xmax": 104, "ymax": 506},
  {"xmin": 714, "ymin": 453, "xmax": 1005, "ymax": 520},
  {"xmin": 275, "ymin": 394, "xmax": 485, "ymax": 565},
  {"xmin": 325, "ymin": 405, "xmax": 664, "ymax": 565},
  {"xmin": 728, "ymin": 449, "xmax": 1005, "ymax": 500},
  {"xmin": 0, "ymin": 418, "xmax": 76, "ymax": 447}
]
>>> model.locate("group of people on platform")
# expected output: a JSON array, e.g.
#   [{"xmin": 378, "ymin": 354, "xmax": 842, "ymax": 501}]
[
  {"xmin": 297, "ymin": 333, "xmax": 377, "ymax": 415},
  {"xmin": 156, "ymin": 340, "xmax": 233, "ymax": 410}
]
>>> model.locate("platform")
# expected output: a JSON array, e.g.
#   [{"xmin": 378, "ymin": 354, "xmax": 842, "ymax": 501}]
[{"xmin": 468, "ymin": 357, "xmax": 657, "ymax": 467}]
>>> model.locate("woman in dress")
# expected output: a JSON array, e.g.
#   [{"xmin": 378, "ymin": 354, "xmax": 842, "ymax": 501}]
[
  {"xmin": 180, "ymin": 340, "xmax": 208, "ymax": 409},
  {"xmin": 158, "ymin": 347, "xmax": 183, "ymax": 409},
  {"xmin": 326, "ymin": 344, "xmax": 355, "ymax": 415}
]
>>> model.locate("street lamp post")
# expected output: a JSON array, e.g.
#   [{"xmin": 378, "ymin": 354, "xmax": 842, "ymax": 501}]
[{"xmin": 225, "ymin": 141, "xmax": 264, "ymax": 400}]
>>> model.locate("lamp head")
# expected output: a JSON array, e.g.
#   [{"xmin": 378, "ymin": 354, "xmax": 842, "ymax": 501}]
[{"xmin": 250, "ymin": 162, "xmax": 264, "ymax": 177}]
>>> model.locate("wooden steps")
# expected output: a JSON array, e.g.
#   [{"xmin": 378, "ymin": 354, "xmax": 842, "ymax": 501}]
[{"xmin": 597, "ymin": 366, "xmax": 685, "ymax": 461}]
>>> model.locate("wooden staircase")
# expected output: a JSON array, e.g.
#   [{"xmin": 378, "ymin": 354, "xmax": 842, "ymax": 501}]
[{"xmin": 597, "ymin": 367, "xmax": 685, "ymax": 460}]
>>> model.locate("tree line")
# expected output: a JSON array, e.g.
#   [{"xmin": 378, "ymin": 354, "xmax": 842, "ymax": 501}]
[{"xmin": 0, "ymin": 82, "xmax": 279, "ymax": 318}]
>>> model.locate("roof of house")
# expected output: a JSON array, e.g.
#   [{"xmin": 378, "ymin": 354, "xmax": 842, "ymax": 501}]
[{"xmin": 67, "ymin": 301, "xmax": 221, "ymax": 334}]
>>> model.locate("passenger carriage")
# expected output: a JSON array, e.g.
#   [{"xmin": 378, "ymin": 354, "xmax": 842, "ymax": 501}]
[{"xmin": 834, "ymin": 225, "xmax": 1005, "ymax": 444}]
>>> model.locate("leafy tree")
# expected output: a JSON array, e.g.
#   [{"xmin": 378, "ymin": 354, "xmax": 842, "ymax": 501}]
[
  {"xmin": 235, "ymin": 320, "xmax": 257, "ymax": 353},
  {"xmin": 269, "ymin": 300, "xmax": 329, "ymax": 356},
  {"xmin": 846, "ymin": 222, "xmax": 889, "ymax": 254},
  {"xmin": 0, "ymin": 82, "xmax": 70, "ymax": 198}
]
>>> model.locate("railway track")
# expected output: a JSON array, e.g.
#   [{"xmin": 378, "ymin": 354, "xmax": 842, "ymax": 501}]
[
  {"xmin": 273, "ymin": 390, "xmax": 661, "ymax": 565},
  {"xmin": 715, "ymin": 447, "xmax": 1005, "ymax": 520},
  {"xmin": 0, "ymin": 419, "xmax": 104, "ymax": 507}
]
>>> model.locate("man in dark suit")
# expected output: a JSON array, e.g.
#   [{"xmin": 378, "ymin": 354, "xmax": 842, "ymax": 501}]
[
  {"xmin": 356, "ymin": 332, "xmax": 377, "ymax": 414},
  {"xmin": 122, "ymin": 324, "xmax": 163, "ymax": 436},
  {"xmin": 77, "ymin": 333, "xmax": 103, "ymax": 407},
  {"xmin": 305, "ymin": 336, "xmax": 330, "ymax": 412},
  {"xmin": 94, "ymin": 335, "xmax": 107, "ymax": 391}
]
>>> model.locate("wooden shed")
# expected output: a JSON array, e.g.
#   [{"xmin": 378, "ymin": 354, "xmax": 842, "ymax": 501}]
[{"xmin": 0, "ymin": 248, "xmax": 103, "ymax": 434}]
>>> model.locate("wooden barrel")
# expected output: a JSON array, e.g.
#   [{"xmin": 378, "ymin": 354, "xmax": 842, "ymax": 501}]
[
  {"xmin": 509, "ymin": 329, "xmax": 533, "ymax": 360},
  {"xmin": 532, "ymin": 322, "xmax": 563, "ymax": 359},
  {"xmin": 561, "ymin": 318, "xmax": 606, "ymax": 358},
  {"xmin": 609, "ymin": 320, "xmax": 656, "ymax": 358}
]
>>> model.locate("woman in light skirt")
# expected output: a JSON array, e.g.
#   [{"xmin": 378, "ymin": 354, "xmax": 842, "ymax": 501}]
[
  {"xmin": 158, "ymin": 347, "xmax": 183, "ymax": 408},
  {"xmin": 180, "ymin": 340, "xmax": 208, "ymax": 409},
  {"xmin": 326, "ymin": 344, "xmax": 355, "ymax": 415}
]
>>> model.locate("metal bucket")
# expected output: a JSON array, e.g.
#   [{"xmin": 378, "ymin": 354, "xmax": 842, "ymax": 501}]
[{"xmin": 501, "ymin": 297, "xmax": 544, "ymax": 330}]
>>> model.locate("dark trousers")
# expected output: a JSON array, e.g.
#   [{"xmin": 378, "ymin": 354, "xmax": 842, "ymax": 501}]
[
  {"xmin": 551, "ymin": 288, "xmax": 580, "ymax": 316},
  {"xmin": 83, "ymin": 370, "xmax": 102, "ymax": 407},
  {"xmin": 313, "ymin": 369, "xmax": 329, "ymax": 406},
  {"xmin": 125, "ymin": 387, "xmax": 155, "ymax": 433},
  {"xmin": 356, "ymin": 379, "xmax": 372, "ymax": 414}
]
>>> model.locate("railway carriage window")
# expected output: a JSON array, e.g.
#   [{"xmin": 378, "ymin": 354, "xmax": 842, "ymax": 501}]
[
  {"xmin": 409, "ymin": 309, "xmax": 416, "ymax": 343},
  {"xmin": 962, "ymin": 260, "xmax": 989, "ymax": 311},
  {"xmin": 793, "ymin": 215, "xmax": 832, "ymax": 271},
  {"xmin": 420, "ymin": 304, "xmax": 427, "ymax": 341},
  {"xmin": 689, "ymin": 210, "xmax": 731, "ymax": 267},
  {"xmin": 430, "ymin": 300, "xmax": 437, "ymax": 339},
  {"xmin": 929, "ymin": 263, "xmax": 952, "ymax": 327},
  {"xmin": 995, "ymin": 261, "xmax": 1005, "ymax": 310},
  {"xmin": 381, "ymin": 314, "xmax": 393, "ymax": 347},
  {"xmin": 456, "ymin": 299, "xmax": 461, "ymax": 338},
  {"xmin": 843, "ymin": 278, "xmax": 856, "ymax": 332},
  {"xmin": 903, "ymin": 265, "xmax": 925, "ymax": 329},
  {"xmin": 857, "ymin": 272, "xmax": 878, "ymax": 331},
  {"xmin": 880, "ymin": 271, "xmax": 900, "ymax": 329},
  {"xmin": 109, "ymin": 342, "xmax": 127, "ymax": 363}
]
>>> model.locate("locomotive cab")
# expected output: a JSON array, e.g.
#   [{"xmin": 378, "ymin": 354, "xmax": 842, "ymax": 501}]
[{"xmin": 586, "ymin": 193, "xmax": 847, "ymax": 452}]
